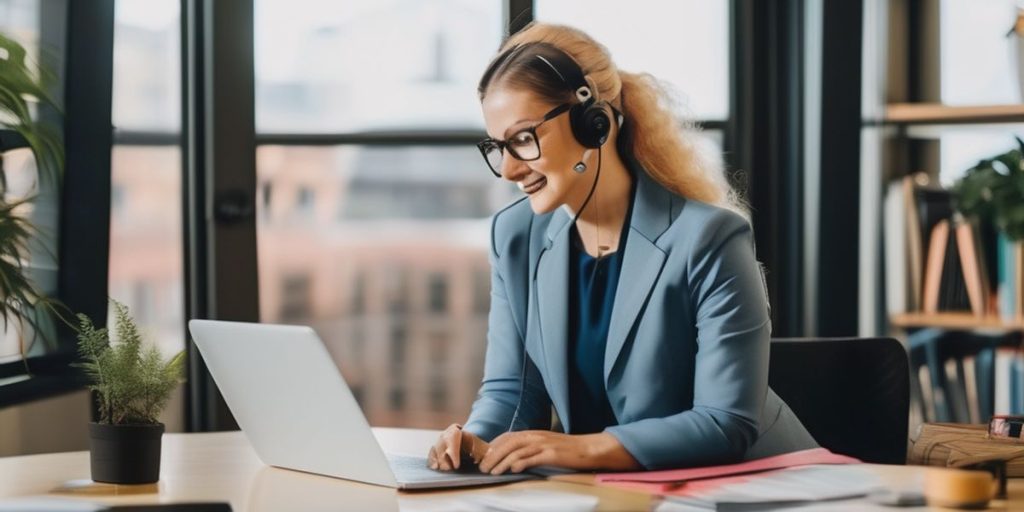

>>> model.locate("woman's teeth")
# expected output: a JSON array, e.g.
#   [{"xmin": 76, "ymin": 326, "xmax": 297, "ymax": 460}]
[{"xmin": 522, "ymin": 177, "xmax": 547, "ymax": 194}]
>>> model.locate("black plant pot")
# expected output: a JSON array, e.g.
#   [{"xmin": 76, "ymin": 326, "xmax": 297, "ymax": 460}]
[{"xmin": 88, "ymin": 422, "xmax": 165, "ymax": 484}]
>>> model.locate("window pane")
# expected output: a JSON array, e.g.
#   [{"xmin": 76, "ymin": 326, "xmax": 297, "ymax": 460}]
[
  {"xmin": 108, "ymin": 146, "xmax": 184, "ymax": 356},
  {"xmin": 535, "ymin": 0, "xmax": 730, "ymax": 120},
  {"xmin": 935, "ymin": 124, "xmax": 1024, "ymax": 186},
  {"xmin": 0, "ymin": 0, "xmax": 38, "ymax": 42},
  {"xmin": 108, "ymin": 145, "xmax": 185, "ymax": 429},
  {"xmin": 0, "ymin": 0, "xmax": 62, "ymax": 365},
  {"xmin": 257, "ymin": 145, "xmax": 517, "ymax": 428},
  {"xmin": 110, "ymin": 0, "xmax": 184, "ymax": 429},
  {"xmin": 0, "ymin": 149, "xmax": 55, "ymax": 365},
  {"xmin": 255, "ymin": 0, "xmax": 502, "ymax": 133},
  {"xmin": 941, "ymin": 0, "xmax": 1020, "ymax": 105},
  {"xmin": 112, "ymin": 0, "xmax": 181, "ymax": 132}
]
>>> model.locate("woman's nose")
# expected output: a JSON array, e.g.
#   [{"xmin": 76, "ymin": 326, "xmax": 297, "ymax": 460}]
[{"xmin": 500, "ymin": 154, "xmax": 530, "ymax": 182}]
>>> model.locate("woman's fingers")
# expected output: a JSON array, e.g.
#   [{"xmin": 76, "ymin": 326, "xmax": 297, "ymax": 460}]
[
  {"xmin": 427, "ymin": 445, "xmax": 438, "ymax": 469},
  {"xmin": 478, "ymin": 432, "xmax": 530, "ymax": 473},
  {"xmin": 488, "ymin": 445, "xmax": 543, "ymax": 475},
  {"xmin": 508, "ymin": 450, "xmax": 548, "ymax": 474},
  {"xmin": 461, "ymin": 430, "xmax": 489, "ymax": 464},
  {"xmin": 428, "ymin": 424, "xmax": 463, "ymax": 471},
  {"xmin": 444, "ymin": 424, "xmax": 462, "ymax": 470}
]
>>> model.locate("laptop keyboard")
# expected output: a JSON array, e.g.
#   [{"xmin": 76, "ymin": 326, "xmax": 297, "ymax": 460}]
[{"xmin": 387, "ymin": 453, "xmax": 485, "ymax": 481}]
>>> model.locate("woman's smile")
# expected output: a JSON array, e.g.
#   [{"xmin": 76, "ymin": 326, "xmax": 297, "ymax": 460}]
[{"xmin": 519, "ymin": 176, "xmax": 548, "ymax": 195}]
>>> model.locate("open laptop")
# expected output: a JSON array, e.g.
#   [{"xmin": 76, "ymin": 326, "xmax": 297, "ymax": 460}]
[{"xmin": 188, "ymin": 319, "xmax": 537, "ymax": 490}]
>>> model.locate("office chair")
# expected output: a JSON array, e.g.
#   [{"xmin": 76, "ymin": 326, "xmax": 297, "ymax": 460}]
[{"xmin": 768, "ymin": 337, "xmax": 910, "ymax": 464}]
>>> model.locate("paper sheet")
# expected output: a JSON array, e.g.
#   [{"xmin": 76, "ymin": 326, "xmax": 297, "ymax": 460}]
[{"xmin": 664, "ymin": 464, "xmax": 887, "ymax": 510}]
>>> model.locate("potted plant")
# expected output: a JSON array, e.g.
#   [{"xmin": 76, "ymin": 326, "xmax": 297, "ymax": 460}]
[
  {"xmin": 952, "ymin": 137, "xmax": 1024, "ymax": 320},
  {"xmin": 953, "ymin": 137, "xmax": 1024, "ymax": 241},
  {"xmin": 73, "ymin": 300, "xmax": 185, "ymax": 484},
  {"xmin": 0, "ymin": 32, "xmax": 66, "ymax": 369}
]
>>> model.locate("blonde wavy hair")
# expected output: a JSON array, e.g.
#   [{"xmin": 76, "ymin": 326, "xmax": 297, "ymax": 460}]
[{"xmin": 478, "ymin": 22, "xmax": 748, "ymax": 220}]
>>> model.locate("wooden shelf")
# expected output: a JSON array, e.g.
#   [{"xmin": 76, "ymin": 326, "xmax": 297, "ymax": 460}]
[
  {"xmin": 883, "ymin": 103, "xmax": 1024, "ymax": 125},
  {"xmin": 891, "ymin": 312, "xmax": 1024, "ymax": 331}
]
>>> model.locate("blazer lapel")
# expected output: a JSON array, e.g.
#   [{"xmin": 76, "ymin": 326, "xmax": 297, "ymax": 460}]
[
  {"xmin": 604, "ymin": 170, "xmax": 672, "ymax": 383},
  {"xmin": 533, "ymin": 207, "xmax": 572, "ymax": 433},
  {"xmin": 529, "ymin": 168, "xmax": 678, "ymax": 431}
]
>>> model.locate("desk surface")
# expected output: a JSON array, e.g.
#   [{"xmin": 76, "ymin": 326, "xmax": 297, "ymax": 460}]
[{"xmin": 0, "ymin": 429, "xmax": 1021, "ymax": 511}]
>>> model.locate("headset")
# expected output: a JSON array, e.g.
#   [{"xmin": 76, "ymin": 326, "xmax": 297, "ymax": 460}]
[{"xmin": 532, "ymin": 51, "xmax": 612, "ymax": 151}]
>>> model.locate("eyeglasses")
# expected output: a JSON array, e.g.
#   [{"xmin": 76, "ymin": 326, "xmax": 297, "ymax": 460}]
[{"xmin": 477, "ymin": 103, "xmax": 571, "ymax": 177}]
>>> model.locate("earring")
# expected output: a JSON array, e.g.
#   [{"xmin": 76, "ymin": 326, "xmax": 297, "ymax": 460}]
[{"xmin": 573, "ymin": 162, "xmax": 587, "ymax": 173}]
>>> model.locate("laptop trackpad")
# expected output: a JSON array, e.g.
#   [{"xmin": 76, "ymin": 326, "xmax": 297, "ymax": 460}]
[{"xmin": 386, "ymin": 454, "xmax": 537, "ymax": 490}]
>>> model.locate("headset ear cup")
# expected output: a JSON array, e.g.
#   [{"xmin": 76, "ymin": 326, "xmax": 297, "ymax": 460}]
[{"xmin": 570, "ymin": 101, "xmax": 611, "ymax": 148}]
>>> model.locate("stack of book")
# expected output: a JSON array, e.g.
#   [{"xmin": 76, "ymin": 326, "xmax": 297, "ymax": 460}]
[{"xmin": 884, "ymin": 172, "xmax": 1023, "ymax": 321}]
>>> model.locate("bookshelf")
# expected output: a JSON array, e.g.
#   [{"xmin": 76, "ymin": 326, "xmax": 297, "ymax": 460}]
[
  {"xmin": 890, "ymin": 313, "xmax": 1024, "ymax": 332},
  {"xmin": 883, "ymin": 103, "xmax": 1024, "ymax": 125}
]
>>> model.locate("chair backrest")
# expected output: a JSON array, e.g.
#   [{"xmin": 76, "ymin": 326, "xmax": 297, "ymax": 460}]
[{"xmin": 769, "ymin": 337, "xmax": 909, "ymax": 464}]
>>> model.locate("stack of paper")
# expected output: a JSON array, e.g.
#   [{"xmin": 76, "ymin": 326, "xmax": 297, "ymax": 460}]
[
  {"xmin": 660, "ymin": 464, "xmax": 885, "ymax": 510},
  {"xmin": 597, "ymin": 447, "xmax": 860, "ymax": 493}
]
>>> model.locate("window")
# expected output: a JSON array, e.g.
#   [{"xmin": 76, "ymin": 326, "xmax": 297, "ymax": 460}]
[
  {"xmin": 279, "ymin": 274, "xmax": 312, "ymax": 322},
  {"xmin": 427, "ymin": 272, "xmax": 449, "ymax": 314},
  {"xmin": 536, "ymin": 0, "xmax": 730, "ymax": 120},
  {"xmin": 0, "ymin": 1, "xmax": 63, "ymax": 375},
  {"xmin": 937, "ymin": 1, "xmax": 1023, "ymax": 184},
  {"xmin": 535, "ymin": 0, "xmax": 729, "ymax": 158},
  {"xmin": 108, "ymin": 0, "xmax": 184, "ymax": 429},
  {"xmin": 255, "ymin": 0, "xmax": 502, "ymax": 133},
  {"xmin": 940, "ymin": 0, "xmax": 1019, "ymax": 106}
]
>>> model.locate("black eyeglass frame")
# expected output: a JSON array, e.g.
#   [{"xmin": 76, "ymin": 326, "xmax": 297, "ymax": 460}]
[{"xmin": 476, "ymin": 103, "xmax": 571, "ymax": 177}]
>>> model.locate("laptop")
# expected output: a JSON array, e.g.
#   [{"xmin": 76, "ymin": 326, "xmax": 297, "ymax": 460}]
[{"xmin": 188, "ymin": 319, "xmax": 537, "ymax": 490}]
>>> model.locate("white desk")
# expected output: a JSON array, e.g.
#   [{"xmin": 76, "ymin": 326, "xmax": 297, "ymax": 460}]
[{"xmin": 0, "ymin": 429, "xmax": 1020, "ymax": 511}]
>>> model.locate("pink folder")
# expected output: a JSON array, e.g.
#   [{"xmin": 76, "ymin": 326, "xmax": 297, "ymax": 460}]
[{"xmin": 596, "ymin": 448, "xmax": 860, "ymax": 493}]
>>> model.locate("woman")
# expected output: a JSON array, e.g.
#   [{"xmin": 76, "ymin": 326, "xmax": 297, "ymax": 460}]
[{"xmin": 428, "ymin": 22, "xmax": 817, "ymax": 474}]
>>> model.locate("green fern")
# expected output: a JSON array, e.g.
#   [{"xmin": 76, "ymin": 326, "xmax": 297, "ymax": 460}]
[{"xmin": 73, "ymin": 299, "xmax": 185, "ymax": 425}]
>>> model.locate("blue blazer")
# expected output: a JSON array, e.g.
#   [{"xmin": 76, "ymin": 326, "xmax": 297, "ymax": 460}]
[{"xmin": 464, "ymin": 165, "xmax": 818, "ymax": 470}]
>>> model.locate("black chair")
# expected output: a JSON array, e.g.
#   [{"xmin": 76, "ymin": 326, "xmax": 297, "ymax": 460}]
[{"xmin": 768, "ymin": 337, "xmax": 910, "ymax": 465}]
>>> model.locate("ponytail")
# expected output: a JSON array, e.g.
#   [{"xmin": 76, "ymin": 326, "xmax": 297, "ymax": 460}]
[{"xmin": 616, "ymin": 70, "xmax": 749, "ymax": 221}]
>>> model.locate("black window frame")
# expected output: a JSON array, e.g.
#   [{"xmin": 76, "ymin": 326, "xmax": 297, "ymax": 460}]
[{"xmin": 0, "ymin": 0, "xmax": 115, "ymax": 408}]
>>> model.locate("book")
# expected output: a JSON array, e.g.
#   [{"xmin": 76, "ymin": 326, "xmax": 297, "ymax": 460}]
[
  {"xmin": 923, "ymin": 220, "xmax": 950, "ymax": 314},
  {"xmin": 996, "ymin": 348, "xmax": 1013, "ymax": 415},
  {"xmin": 941, "ymin": 222, "xmax": 971, "ymax": 312},
  {"xmin": 909, "ymin": 176, "xmax": 954, "ymax": 313},
  {"xmin": 997, "ymin": 234, "xmax": 1023, "ymax": 322},
  {"xmin": 954, "ymin": 219, "xmax": 991, "ymax": 317},
  {"xmin": 1017, "ymin": 240, "xmax": 1023, "ymax": 320},
  {"xmin": 884, "ymin": 180, "xmax": 909, "ymax": 316}
]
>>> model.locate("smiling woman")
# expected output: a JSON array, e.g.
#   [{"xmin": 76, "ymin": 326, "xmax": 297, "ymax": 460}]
[{"xmin": 428, "ymin": 21, "xmax": 818, "ymax": 474}]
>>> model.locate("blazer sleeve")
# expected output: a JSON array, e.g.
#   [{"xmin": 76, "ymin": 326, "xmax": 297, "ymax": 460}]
[
  {"xmin": 463, "ymin": 212, "xmax": 552, "ymax": 442},
  {"xmin": 604, "ymin": 210, "xmax": 771, "ymax": 469}
]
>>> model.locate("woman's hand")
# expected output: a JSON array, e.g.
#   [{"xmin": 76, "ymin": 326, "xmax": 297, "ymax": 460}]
[
  {"xmin": 427, "ymin": 423, "xmax": 488, "ymax": 471},
  {"xmin": 477, "ymin": 430, "xmax": 641, "ymax": 475}
]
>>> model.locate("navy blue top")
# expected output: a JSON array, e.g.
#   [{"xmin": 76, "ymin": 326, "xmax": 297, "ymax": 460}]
[{"xmin": 567, "ymin": 175, "xmax": 637, "ymax": 435}]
